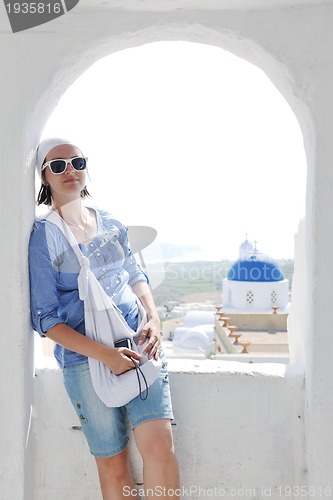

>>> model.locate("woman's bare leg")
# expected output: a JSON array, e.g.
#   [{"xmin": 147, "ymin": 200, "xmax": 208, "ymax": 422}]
[
  {"xmin": 95, "ymin": 446, "xmax": 138, "ymax": 500},
  {"xmin": 134, "ymin": 419, "xmax": 180, "ymax": 499}
]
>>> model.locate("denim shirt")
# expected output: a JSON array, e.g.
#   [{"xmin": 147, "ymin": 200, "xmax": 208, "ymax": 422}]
[{"xmin": 28, "ymin": 207, "xmax": 148, "ymax": 368}]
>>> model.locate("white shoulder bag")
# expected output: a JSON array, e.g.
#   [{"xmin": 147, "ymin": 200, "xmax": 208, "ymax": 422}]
[{"xmin": 47, "ymin": 211, "xmax": 162, "ymax": 407}]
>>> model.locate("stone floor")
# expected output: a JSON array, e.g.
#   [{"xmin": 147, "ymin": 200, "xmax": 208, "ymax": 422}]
[{"xmin": 232, "ymin": 330, "xmax": 289, "ymax": 353}]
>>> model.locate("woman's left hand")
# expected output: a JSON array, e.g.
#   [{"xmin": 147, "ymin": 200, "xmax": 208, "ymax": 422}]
[{"xmin": 138, "ymin": 318, "xmax": 161, "ymax": 360}]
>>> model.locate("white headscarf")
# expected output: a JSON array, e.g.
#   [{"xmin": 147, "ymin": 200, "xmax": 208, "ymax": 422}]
[{"xmin": 36, "ymin": 137, "xmax": 79, "ymax": 177}]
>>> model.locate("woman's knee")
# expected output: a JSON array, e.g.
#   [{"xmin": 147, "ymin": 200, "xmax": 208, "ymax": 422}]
[
  {"xmin": 134, "ymin": 419, "xmax": 175, "ymax": 460},
  {"xmin": 95, "ymin": 448, "xmax": 131, "ymax": 483}
]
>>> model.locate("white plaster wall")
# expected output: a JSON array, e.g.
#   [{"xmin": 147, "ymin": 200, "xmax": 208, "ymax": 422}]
[
  {"xmin": 33, "ymin": 361, "xmax": 305, "ymax": 500},
  {"xmin": 1, "ymin": 1, "xmax": 333, "ymax": 498},
  {"xmin": 223, "ymin": 279, "xmax": 289, "ymax": 310},
  {"xmin": 288, "ymin": 218, "xmax": 308, "ymax": 367}
]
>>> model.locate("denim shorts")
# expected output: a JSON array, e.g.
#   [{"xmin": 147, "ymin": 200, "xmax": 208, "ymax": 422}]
[{"xmin": 62, "ymin": 355, "xmax": 173, "ymax": 458}]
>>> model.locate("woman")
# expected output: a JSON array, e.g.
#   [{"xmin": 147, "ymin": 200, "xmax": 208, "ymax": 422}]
[{"xmin": 29, "ymin": 137, "xmax": 180, "ymax": 500}]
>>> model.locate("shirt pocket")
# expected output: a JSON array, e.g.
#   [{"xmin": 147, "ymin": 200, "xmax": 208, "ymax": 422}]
[{"xmin": 101, "ymin": 235, "xmax": 125, "ymax": 265}]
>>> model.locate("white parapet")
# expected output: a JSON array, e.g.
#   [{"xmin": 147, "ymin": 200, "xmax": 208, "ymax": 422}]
[{"xmin": 33, "ymin": 361, "xmax": 305, "ymax": 500}]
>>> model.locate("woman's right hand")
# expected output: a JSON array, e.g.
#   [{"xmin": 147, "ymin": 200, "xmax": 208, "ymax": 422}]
[
  {"xmin": 101, "ymin": 347, "xmax": 142, "ymax": 375},
  {"xmin": 44, "ymin": 324, "xmax": 142, "ymax": 375}
]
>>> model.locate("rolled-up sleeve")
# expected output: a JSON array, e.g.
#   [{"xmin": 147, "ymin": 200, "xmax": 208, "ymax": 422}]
[{"xmin": 29, "ymin": 221, "xmax": 64, "ymax": 337}]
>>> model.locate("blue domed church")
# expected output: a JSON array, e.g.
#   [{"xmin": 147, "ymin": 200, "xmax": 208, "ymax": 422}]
[{"xmin": 222, "ymin": 238, "xmax": 290, "ymax": 311}]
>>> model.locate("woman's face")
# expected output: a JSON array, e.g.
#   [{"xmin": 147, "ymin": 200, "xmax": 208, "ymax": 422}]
[{"xmin": 43, "ymin": 144, "xmax": 87, "ymax": 203}]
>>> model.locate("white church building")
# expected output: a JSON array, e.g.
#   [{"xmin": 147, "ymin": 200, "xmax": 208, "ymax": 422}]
[{"xmin": 223, "ymin": 238, "xmax": 290, "ymax": 311}]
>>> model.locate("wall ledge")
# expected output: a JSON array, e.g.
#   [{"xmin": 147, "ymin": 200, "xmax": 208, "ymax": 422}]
[{"xmin": 35, "ymin": 357, "xmax": 304, "ymax": 379}]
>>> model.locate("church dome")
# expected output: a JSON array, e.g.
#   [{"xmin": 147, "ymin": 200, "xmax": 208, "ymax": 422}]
[{"xmin": 227, "ymin": 258, "xmax": 284, "ymax": 282}]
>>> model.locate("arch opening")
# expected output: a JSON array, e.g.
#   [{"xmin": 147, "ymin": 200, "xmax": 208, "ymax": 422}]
[{"xmin": 35, "ymin": 39, "xmax": 307, "ymax": 365}]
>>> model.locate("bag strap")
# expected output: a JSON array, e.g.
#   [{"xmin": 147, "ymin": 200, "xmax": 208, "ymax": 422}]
[
  {"xmin": 46, "ymin": 210, "xmax": 91, "ymax": 300},
  {"xmin": 46, "ymin": 210, "xmax": 84, "ymax": 261}
]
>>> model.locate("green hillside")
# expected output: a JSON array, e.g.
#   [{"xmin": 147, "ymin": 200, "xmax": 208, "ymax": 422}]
[{"xmin": 152, "ymin": 259, "xmax": 294, "ymax": 306}]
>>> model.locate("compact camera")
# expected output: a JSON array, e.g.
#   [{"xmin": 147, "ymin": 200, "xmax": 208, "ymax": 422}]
[{"xmin": 114, "ymin": 338, "xmax": 132, "ymax": 349}]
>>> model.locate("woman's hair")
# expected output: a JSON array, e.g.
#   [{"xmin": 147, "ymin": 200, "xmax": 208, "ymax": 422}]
[
  {"xmin": 36, "ymin": 167, "xmax": 91, "ymax": 206},
  {"xmin": 37, "ymin": 184, "xmax": 91, "ymax": 206}
]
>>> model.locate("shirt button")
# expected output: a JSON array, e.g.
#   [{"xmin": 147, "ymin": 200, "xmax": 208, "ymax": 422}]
[
  {"xmin": 106, "ymin": 285, "xmax": 110, "ymax": 290},
  {"xmin": 101, "ymin": 267, "xmax": 106, "ymax": 272},
  {"xmin": 96, "ymin": 252, "xmax": 101, "ymax": 257},
  {"xmin": 37, "ymin": 310, "xmax": 41, "ymax": 315},
  {"xmin": 90, "ymin": 243, "xmax": 94, "ymax": 248}
]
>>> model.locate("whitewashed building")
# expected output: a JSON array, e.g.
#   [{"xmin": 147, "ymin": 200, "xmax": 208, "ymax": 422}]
[{"xmin": 173, "ymin": 310, "xmax": 215, "ymax": 353}]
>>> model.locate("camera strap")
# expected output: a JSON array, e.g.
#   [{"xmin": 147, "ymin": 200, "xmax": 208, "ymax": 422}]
[{"xmin": 130, "ymin": 357, "xmax": 149, "ymax": 400}]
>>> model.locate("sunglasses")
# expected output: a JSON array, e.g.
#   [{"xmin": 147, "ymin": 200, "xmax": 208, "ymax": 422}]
[{"xmin": 42, "ymin": 156, "xmax": 88, "ymax": 175}]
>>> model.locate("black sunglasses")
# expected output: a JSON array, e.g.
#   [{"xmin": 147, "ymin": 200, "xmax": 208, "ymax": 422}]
[{"xmin": 42, "ymin": 156, "xmax": 88, "ymax": 175}]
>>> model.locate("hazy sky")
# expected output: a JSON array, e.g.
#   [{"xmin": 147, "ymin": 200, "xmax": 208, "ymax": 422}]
[{"xmin": 41, "ymin": 41, "xmax": 307, "ymax": 262}]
